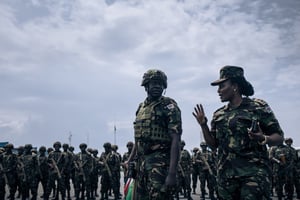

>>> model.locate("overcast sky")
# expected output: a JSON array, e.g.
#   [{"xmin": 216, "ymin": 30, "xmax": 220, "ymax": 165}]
[{"xmin": 1, "ymin": 0, "xmax": 299, "ymax": 154}]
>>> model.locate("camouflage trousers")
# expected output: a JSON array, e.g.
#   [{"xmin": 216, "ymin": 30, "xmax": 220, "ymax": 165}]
[
  {"xmin": 134, "ymin": 155, "xmax": 174, "ymax": 200},
  {"xmin": 217, "ymin": 175, "xmax": 271, "ymax": 200}
]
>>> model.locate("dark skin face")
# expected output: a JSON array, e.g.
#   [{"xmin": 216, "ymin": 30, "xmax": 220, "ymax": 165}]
[
  {"xmin": 146, "ymin": 79, "xmax": 164, "ymax": 100},
  {"xmin": 217, "ymin": 79, "xmax": 242, "ymax": 108}
]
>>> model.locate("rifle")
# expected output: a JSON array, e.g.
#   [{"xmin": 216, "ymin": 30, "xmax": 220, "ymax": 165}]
[
  {"xmin": 51, "ymin": 158, "xmax": 62, "ymax": 179},
  {"xmin": 0, "ymin": 163, "xmax": 8, "ymax": 184},
  {"xmin": 101, "ymin": 154, "xmax": 112, "ymax": 178},
  {"xmin": 37, "ymin": 155, "xmax": 43, "ymax": 179},
  {"xmin": 17, "ymin": 159, "xmax": 27, "ymax": 182},
  {"xmin": 74, "ymin": 154, "xmax": 88, "ymax": 182}
]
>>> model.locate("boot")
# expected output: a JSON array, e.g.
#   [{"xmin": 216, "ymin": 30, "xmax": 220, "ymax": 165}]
[{"xmin": 192, "ymin": 187, "xmax": 196, "ymax": 194}]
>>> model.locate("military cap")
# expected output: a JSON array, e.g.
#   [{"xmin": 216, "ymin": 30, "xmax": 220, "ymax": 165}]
[
  {"xmin": 53, "ymin": 141, "xmax": 61, "ymax": 148},
  {"xmin": 211, "ymin": 66, "xmax": 254, "ymax": 96},
  {"xmin": 141, "ymin": 69, "xmax": 168, "ymax": 88}
]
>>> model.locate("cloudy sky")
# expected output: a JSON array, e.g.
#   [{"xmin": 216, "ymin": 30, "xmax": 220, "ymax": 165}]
[{"xmin": 1, "ymin": 0, "xmax": 299, "ymax": 154}]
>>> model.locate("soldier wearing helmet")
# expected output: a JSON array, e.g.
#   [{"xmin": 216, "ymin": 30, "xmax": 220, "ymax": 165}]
[
  {"xmin": 2, "ymin": 143, "xmax": 18, "ymax": 199},
  {"xmin": 99, "ymin": 142, "xmax": 120, "ymax": 200},
  {"xmin": 191, "ymin": 147, "xmax": 200, "ymax": 194},
  {"xmin": 38, "ymin": 146, "xmax": 48, "ymax": 198},
  {"xmin": 126, "ymin": 69, "xmax": 182, "ymax": 199},
  {"xmin": 122, "ymin": 141, "xmax": 134, "ymax": 183},
  {"xmin": 20, "ymin": 144, "xmax": 39, "ymax": 200},
  {"xmin": 73, "ymin": 143, "xmax": 93, "ymax": 200},
  {"xmin": 177, "ymin": 140, "xmax": 193, "ymax": 200},
  {"xmin": 44, "ymin": 141, "xmax": 66, "ymax": 200}
]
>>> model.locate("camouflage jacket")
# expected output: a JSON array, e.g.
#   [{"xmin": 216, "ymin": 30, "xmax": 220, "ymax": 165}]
[{"xmin": 211, "ymin": 97, "xmax": 284, "ymax": 178}]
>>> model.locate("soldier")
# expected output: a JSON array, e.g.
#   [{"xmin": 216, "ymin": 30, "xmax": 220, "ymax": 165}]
[
  {"xmin": 91, "ymin": 149, "xmax": 100, "ymax": 199},
  {"xmin": 99, "ymin": 142, "xmax": 119, "ymax": 200},
  {"xmin": 20, "ymin": 144, "xmax": 39, "ymax": 200},
  {"xmin": 111, "ymin": 145, "xmax": 122, "ymax": 199},
  {"xmin": 126, "ymin": 69, "xmax": 182, "ymax": 200},
  {"xmin": 122, "ymin": 141, "xmax": 134, "ymax": 184},
  {"xmin": 0, "ymin": 147, "xmax": 6, "ymax": 200},
  {"xmin": 196, "ymin": 142, "xmax": 216, "ymax": 200},
  {"xmin": 193, "ymin": 66, "xmax": 284, "ymax": 199},
  {"xmin": 191, "ymin": 147, "xmax": 200, "ymax": 195},
  {"xmin": 44, "ymin": 141, "xmax": 66, "ymax": 200},
  {"xmin": 62, "ymin": 143, "xmax": 72, "ymax": 200},
  {"xmin": 16, "ymin": 146, "xmax": 24, "ymax": 199},
  {"xmin": 73, "ymin": 143, "xmax": 93, "ymax": 200},
  {"xmin": 38, "ymin": 146, "xmax": 49, "ymax": 198},
  {"xmin": 273, "ymin": 142, "xmax": 294, "ymax": 200},
  {"xmin": 284, "ymin": 138, "xmax": 297, "ymax": 199},
  {"xmin": 295, "ymin": 148, "xmax": 300, "ymax": 199},
  {"xmin": 68, "ymin": 146, "xmax": 76, "ymax": 196},
  {"xmin": 177, "ymin": 140, "xmax": 192, "ymax": 200},
  {"xmin": 2, "ymin": 143, "xmax": 18, "ymax": 200}
]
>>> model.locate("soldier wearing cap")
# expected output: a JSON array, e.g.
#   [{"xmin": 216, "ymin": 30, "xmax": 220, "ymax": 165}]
[
  {"xmin": 126, "ymin": 69, "xmax": 182, "ymax": 199},
  {"xmin": 193, "ymin": 66, "xmax": 284, "ymax": 199}
]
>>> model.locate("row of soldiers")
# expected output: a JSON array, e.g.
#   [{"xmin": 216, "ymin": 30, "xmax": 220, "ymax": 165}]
[
  {"xmin": 177, "ymin": 138, "xmax": 300, "ymax": 200},
  {"xmin": 0, "ymin": 141, "xmax": 134, "ymax": 200},
  {"xmin": 1, "ymin": 138, "xmax": 300, "ymax": 200}
]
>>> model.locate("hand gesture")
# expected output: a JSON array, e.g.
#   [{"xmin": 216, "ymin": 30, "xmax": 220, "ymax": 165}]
[{"xmin": 193, "ymin": 104, "xmax": 207, "ymax": 125}]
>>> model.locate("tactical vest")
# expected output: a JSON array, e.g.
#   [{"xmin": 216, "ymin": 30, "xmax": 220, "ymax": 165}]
[{"xmin": 134, "ymin": 98, "xmax": 171, "ymax": 152}]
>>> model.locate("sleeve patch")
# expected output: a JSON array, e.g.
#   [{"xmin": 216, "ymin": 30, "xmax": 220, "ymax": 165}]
[{"xmin": 166, "ymin": 103, "xmax": 175, "ymax": 110}]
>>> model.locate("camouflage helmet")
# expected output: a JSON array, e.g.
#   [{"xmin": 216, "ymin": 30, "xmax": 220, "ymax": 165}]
[
  {"xmin": 126, "ymin": 141, "xmax": 134, "ymax": 147},
  {"xmin": 69, "ymin": 146, "xmax": 74, "ymax": 152},
  {"xmin": 53, "ymin": 141, "xmax": 61, "ymax": 148},
  {"xmin": 180, "ymin": 140, "xmax": 186, "ymax": 146},
  {"xmin": 193, "ymin": 147, "xmax": 199, "ymax": 152},
  {"xmin": 111, "ymin": 145, "xmax": 118, "ymax": 151},
  {"xmin": 39, "ymin": 146, "xmax": 46, "ymax": 152},
  {"xmin": 200, "ymin": 142, "xmax": 207, "ymax": 147},
  {"xmin": 5, "ymin": 143, "xmax": 14, "ymax": 149},
  {"xmin": 62, "ymin": 143, "xmax": 69, "ymax": 148},
  {"xmin": 285, "ymin": 138, "xmax": 293, "ymax": 144},
  {"xmin": 141, "ymin": 69, "xmax": 167, "ymax": 89},
  {"xmin": 24, "ymin": 144, "xmax": 33, "ymax": 150},
  {"xmin": 92, "ymin": 149, "xmax": 98, "ymax": 154},
  {"xmin": 103, "ymin": 142, "xmax": 111, "ymax": 148},
  {"xmin": 79, "ymin": 143, "xmax": 87, "ymax": 149}
]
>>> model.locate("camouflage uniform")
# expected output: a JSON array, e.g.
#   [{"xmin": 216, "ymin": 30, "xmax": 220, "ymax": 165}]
[
  {"xmin": 38, "ymin": 146, "xmax": 49, "ymax": 198},
  {"xmin": 0, "ymin": 148, "xmax": 6, "ymax": 200},
  {"xmin": 273, "ymin": 143, "xmax": 295, "ymax": 200},
  {"xmin": 99, "ymin": 142, "xmax": 119, "ymax": 200},
  {"xmin": 295, "ymin": 149, "xmax": 300, "ymax": 199},
  {"xmin": 62, "ymin": 143, "xmax": 73, "ymax": 200},
  {"xmin": 122, "ymin": 141, "xmax": 134, "ymax": 184},
  {"xmin": 176, "ymin": 141, "xmax": 192, "ymax": 200},
  {"xmin": 191, "ymin": 147, "xmax": 200, "ymax": 195},
  {"xmin": 73, "ymin": 143, "xmax": 93, "ymax": 200},
  {"xmin": 91, "ymin": 149, "xmax": 100, "ymax": 198},
  {"xmin": 111, "ymin": 145, "xmax": 122, "ymax": 199},
  {"xmin": 20, "ymin": 144, "xmax": 39, "ymax": 200},
  {"xmin": 44, "ymin": 142, "xmax": 66, "ymax": 200},
  {"xmin": 133, "ymin": 69, "xmax": 182, "ymax": 200},
  {"xmin": 211, "ymin": 97, "xmax": 284, "ymax": 200},
  {"xmin": 2, "ymin": 144, "xmax": 18, "ymax": 200},
  {"xmin": 197, "ymin": 143, "xmax": 216, "ymax": 200}
]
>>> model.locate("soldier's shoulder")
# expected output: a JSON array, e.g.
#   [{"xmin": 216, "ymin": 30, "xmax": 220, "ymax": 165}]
[{"xmin": 161, "ymin": 96, "xmax": 180, "ymax": 111}]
